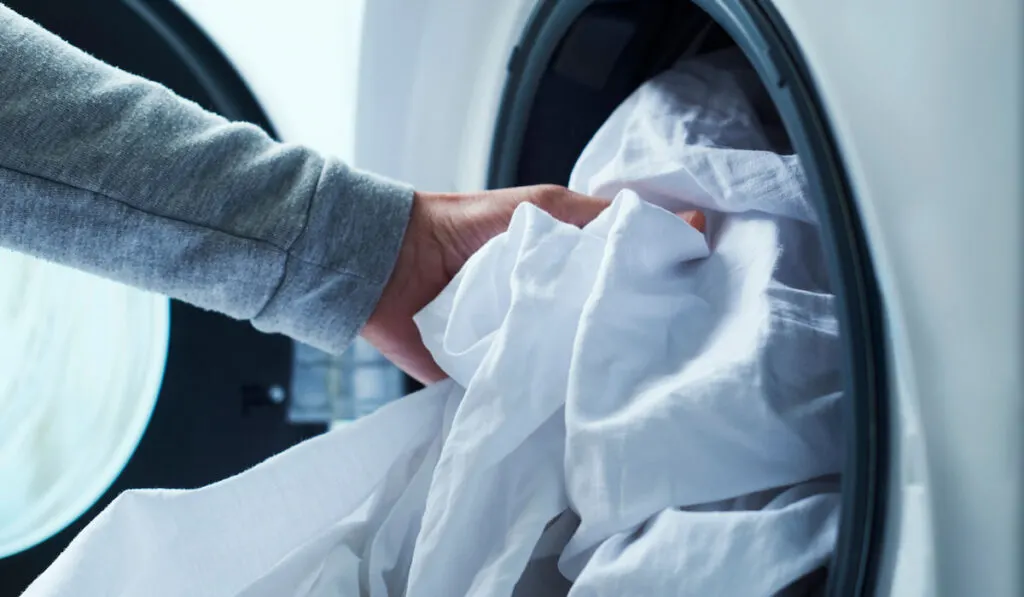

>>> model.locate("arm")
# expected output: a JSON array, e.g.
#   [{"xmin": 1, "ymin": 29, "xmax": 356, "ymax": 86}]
[{"xmin": 0, "ymin": 4, "xmax": 412, "ymax": 353}]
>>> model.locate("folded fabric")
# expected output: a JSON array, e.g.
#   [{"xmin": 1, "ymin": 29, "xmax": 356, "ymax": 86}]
[{"xmin": 24, "ymin": 49, "xmax": 841, "ymax": 597}]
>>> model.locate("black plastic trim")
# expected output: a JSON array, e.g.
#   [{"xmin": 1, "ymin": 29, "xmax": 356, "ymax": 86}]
[
  {"xmin": 692, "ymin": 2, "xmax": 890, "ymax": 594},
  {"xmin": 487, "ymin": 0, "xmax": 595, "ymax": 189}
]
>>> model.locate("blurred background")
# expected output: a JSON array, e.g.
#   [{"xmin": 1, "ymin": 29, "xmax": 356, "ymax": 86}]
[{"xmin": 0, "ymin": 1, "xmax": 412, "ymax": 593}]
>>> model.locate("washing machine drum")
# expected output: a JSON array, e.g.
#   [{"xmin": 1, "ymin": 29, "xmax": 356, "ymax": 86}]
[{"xmin": 488, "ymin": 1, "xmax": 887, "ymax": 596}]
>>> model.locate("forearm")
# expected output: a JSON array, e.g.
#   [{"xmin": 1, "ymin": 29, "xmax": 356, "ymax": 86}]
[{"xmin": 0, "ymin": 4, "xmax": 413, "ymax": 352}]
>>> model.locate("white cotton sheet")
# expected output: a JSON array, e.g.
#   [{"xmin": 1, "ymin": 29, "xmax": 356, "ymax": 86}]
[
  {"xmin": 555, "ymin": 51, "xmax": 843, "ymax": 588},
  {"xmin": 23, "ymin": 50, "xmax": 841, "ymax": 597},
  {"xmin": 569, "ymin": 481, "xmax": 841, "ymax": 597},
  {"xmin": 22, "ymin": 381, "xmax": 460, "ymax": 597}
]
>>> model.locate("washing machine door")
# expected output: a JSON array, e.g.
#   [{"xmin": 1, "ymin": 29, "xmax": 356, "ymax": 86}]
[
  {"xmin": 490, "ymin": 3, "xmax": 887, "ymax": 593},
  {"xmin": 0, "ymin": 1, "xmax": 323, "ymax": 593},
  {"xmin": 761, "ymin": 1, "xmax": 1024, "ymax": 596},
  {"xmin": 489, "ymin": 1, "xmax": 1023, "ymax": 596}
]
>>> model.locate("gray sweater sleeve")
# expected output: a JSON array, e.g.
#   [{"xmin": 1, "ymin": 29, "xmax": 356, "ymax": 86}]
[{"xmin": 0, "ymin": 4, "xmax": 414, "ymax": 353}]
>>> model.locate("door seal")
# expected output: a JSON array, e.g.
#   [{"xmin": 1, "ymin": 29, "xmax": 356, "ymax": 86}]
[{"xmin": 693, "ymin": 1, "xmax": 890, "ymax": 595}]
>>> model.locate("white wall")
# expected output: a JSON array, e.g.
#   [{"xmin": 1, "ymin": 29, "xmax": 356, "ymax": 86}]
[{"xmin": 173, "ymin": 0, "xmax": 366, "ymax": 162}]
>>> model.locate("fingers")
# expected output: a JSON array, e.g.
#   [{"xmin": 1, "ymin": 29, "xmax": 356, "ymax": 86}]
[
  {"xmin": 531, "ymin": 185, "xmax": 706, "ymax": 233},
  {"xmin": 678, "ymin": 209, "xmax": 706, "ymax": 233},
  {"xmin": 556, "ymin": 193, "xmax": 613, "ymax": 228},
  {"xmin": 362, "ymin": 317, "xmax": 447, "ymax": 384},
  {"xmin": 525, "ymin": 185, "xmax": 610, "ymax": 228}
]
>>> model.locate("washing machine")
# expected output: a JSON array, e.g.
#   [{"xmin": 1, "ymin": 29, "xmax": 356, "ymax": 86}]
[
  {"xmin": 341, "ymin": 1, "xmax": 1020, "ymax": 594},
  {"xmin": 3, "ymin": 0, "xmax": 1022, "ymax": 595}
]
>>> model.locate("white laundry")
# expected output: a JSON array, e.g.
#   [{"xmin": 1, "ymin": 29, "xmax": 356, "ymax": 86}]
[
  {"xmin": 23, "ymin": 382, "xmax": 460, "ymax": 597},
  {"xmin": 406, "ymin": 194, "xmax": 709, "ymax": 596},
  {"xmin": 570, "ymin": 482, "xmax": 840, "ymax": 597},
  {"xmin": 556, "ymin": 51, "xmax": 843, "ymax": 592},
  {"xmin": 23, "ymin": 50, "xmax": 841, "ymax": 597}
]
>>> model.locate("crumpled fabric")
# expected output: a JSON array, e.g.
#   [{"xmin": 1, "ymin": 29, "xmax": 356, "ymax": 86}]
[
  {"xmin": 554, "ymin": 50, "xmax": 843, "ymax": 594},
  {"xmin": 23, "ymin": 50, "xmax": 841, "ymax": 597}
]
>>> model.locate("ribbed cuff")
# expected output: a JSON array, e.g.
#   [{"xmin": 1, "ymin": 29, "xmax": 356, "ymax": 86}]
[{"xmin": 252, "ymin": 160, "xmax": 414, "ymax": 353}]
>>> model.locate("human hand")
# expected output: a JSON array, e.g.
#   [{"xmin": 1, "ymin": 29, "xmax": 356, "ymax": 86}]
[{"xmin": 362, "ymin": 185, "xmax": 705, "ymax": 383}]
